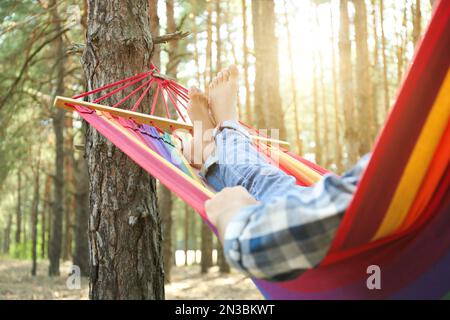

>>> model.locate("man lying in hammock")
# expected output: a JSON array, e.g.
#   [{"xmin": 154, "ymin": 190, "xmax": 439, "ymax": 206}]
[{"xmin": 183, "ymin": 64, "xmax": 370, "ymax": 281}]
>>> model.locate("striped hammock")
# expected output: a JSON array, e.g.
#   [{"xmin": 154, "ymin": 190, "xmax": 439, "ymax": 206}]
[{"xmin": 55, "ymin": 0, "xmax": 450, "ymax": 299}]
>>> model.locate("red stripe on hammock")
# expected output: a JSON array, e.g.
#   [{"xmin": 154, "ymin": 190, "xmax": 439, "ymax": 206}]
[{"xmin": 329, "ymin": 0, "xmax": 450, "ymax": 252}]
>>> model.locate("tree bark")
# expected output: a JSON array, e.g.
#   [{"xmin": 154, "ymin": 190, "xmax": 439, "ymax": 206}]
[
  {"xmin": 3, "ymin": 214, "xmax": 12, "ymax": 254},
  {"xmin": 15, "ymin": 171, "xmax": 21, "ymax": 244},
  {"xmin": 283, "ymin": 0, "xmax": 302, "ymax": 154},
  {"xmin": 63, "ymin": 115, "xmax": 75, "ymax": 261},
  {"xmin": 379, "ymin": 0, "xmax": 390, "ymax": 115},
  {"xmin": 82, "ymin": 0, "xmax": 164, "ymax": 299},
  {"xmin": 204, "ymin": 1, "xmax": 213, "ymax": 92},
  {"xmin": 159, "ymin": 184, "xmax": 173, "ymax": 283},
  {"xmin": 148, "ymin": 0, "xmax": 160, "ymax": 68},
  {"xmin": 329, "ymin": 4, "xmax": 343, "ymax": 173},
  {"xmin": 242, "ymin": 0, "xmax": 252, "ymax": 124},
  {"xmin": 339, "ymin": 0, "xmax": 357, "ymax": 165},
  {"xmin": 353, "ymin": 0, "xmax": 374, "ymax": 155},
  {"xmin": 201, "ymin": 221, "xmax": 213, "ymax": 273},
  {"xmin": 413, "ymin": 0, "xmax": 422, "ymax": 45},
  {"xmin": 73, "ymin": 142, "xmax": 90, "ymax": 276},
  {"xmin": 31, "ymin": 160, "xmax": 41, "ymax": 276},
  {"xmin": 314, "ymin": 5, "xmax": 330, "ymax": 166},
  {"xmin": 252, "ymin": 0, "xmax": 286, "ymax": 140},
  {"xmin": 184, "ymin": 204, "xmax": 189, "ymax": 265},
  {"xmin": 312, "ymin": 55, "xmax": 322, "ymax": 166},
  {"xmin": 48, "ymin": 0, "xmax": 65, "ymax": 276},
  {"xmin": 41, "ymin": 174, "xmax": 52, "ymax": 258}
]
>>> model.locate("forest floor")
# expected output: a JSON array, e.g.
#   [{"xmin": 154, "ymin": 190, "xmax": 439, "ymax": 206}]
[{"xmin": 0, "ymin": 258, "xmax": 262, "ymax": 300}]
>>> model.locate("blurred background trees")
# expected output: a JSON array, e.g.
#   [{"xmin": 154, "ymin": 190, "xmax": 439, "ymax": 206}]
[{"xmin": 0, "ymin": 0, "xmax": 432, "ymax": 298}]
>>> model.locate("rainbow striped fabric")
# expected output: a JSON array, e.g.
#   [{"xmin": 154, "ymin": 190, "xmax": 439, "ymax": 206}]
[{"xmin": 60, "ymin": 0, "xmax": 449, "ymax": 299}]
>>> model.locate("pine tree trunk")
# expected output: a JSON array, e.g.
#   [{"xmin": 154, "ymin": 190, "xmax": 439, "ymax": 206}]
[
  {"xmin": 82, "ymin": 0, "xmax": 164, "ymax": 299},
  {"xmin": 31, "ymin": 163, "xmax": 40, "ymax": 276},
  {"xmin": 159, "ymin": 185, "xmax": 173, "ymax": 283},
  {"xmin": 252, "ymin": 0, "xmax": 286, "ymax": 140},
  {"xmin": 283, "ymin": 0, "xmax": 302, "ymax": 154},
  {"xmin": 353, "ymin": 0, "xmax": 374, "ymax": 155},
  {"xmin": 371, "ymin": 0, "xmax": 380, "ymax": 135},
  {"xmin": 73, "ymin": 139, "xmax": 90, "ymax": 276},
  {"xmin": 339, "ymin": 0, "xmax": 357, "ymax": 165},
  {"xmin": 41, "ymin": 174, "xmax": 51, "ymax": 258},
  {"xmin": 204, "ymin": 1, "xmax": 213, "ymax": 91},
  {"xmin": 329, "ymin": 5, "xmax": 343, "ymax": 173},
  {"xmin": 242, "ymin": 0, "xmax": 252, "ymax": 124},
  {"xmin": 15, "ymin": 171, "xmax": 21, "ymax": 244},
  {"xmin": 192, "ymin": 1, "xmax": 201, "ymax": 86},
  {"xmin": 3, "ymin": 214, "xmax": 12, "ymax": 254},
  {"xmin": 63, "ymin": 117, "xmax": 75, "ymax": 261},
  {"xmin": 200, "ymin": 222, "xmax": 213, "ymax": 273},
  {"xmin": 315, "ymin": 5, "xmax": 330, "ymax": 166},
  {"xmin": 184, "ymin": 204, "xmax": 190, "ymax": 265},
  {"xmin": 148, "ymin": 0, "xmax": 160, "ymax": 68},
  {"xmin": 413, "ymin": 0, "xmax": 422, "ymax": 45},
  {"xmin": 379, "ymin": 0, "xmax": 390, "ymax": 114},
  {"xmin": 312, "ymin": 56, "xmax": 322, "ymax": 166},
  {"xmin": 48, "ymin": 0, "xmax": 65, "ymax": 276}
]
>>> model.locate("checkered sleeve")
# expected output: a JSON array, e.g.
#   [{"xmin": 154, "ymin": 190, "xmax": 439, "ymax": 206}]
[{"xmin": 223, "ymin": 154, "xmax": 370, "ymax": 281}]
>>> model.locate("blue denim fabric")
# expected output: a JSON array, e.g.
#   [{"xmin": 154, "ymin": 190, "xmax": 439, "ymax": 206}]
[{"xmin": 200, "ymin": 120, "xmax": 306, "ymax": 202}]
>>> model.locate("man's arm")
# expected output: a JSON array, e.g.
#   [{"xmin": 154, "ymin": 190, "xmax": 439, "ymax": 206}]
[{"xmin": 206, "ymin": 155, "xmax": 370, "ymax": 281}]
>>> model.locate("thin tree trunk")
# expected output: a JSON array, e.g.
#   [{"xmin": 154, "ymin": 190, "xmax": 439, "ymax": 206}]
[
  {"xmin": 200, "ymin": 221, "xmax": 213, "ymax": 273},
  {"xmin": 353, "ymin": 0, "xmax": 374, "ymax": 155},
  {"xmin": 413, "ymin": 0, "xmax": 422, "ymax": 45},
  {"xmin": 63, "ymin": 115, "xmax": 75, "ymax": 261},
  {"xmin": 339, "ymin": 0, "xmax": 357, "ymax": 165},
  {"xmin": 149, "ymin": 0, "xmax": 160, "ymax": 68},
  {"xmin": 3, "ymin": 214, "xmax": 12, "ymax": 254},
  {"xmin": 215, "ymin": 0, "xmax": 222, "ymax": 73},
  {"xmin": 184, "ymin": 203, "xmax": 189, "ymax": 266},
  {"xmin": 314, "ymin": 5, "xmax": 330, "ymax": 166},
  {"xmin": 312, "ymin": 55, "xmax": 322, "ymax": 166},
  {"xmin": 73, "ymin": 139, "xmax": 90, "ymax": 276},
  {"xmin": 204, "ymin": 1, "xmax": 213, "ymax": 92},
  {"xmin": 329, "ymin": 4, "xmax": 343, "ymax": 173},
  {"xmin": 82, "ymin": 0, "xmax": 164, "ymax": 299},
  {"xmin": 15, "ymin": 171, "xmax": 21, "ymax": 244},
  {"xmin": 159, "ymin": 185, "xmax": 173, "ymax": 283},
  {"xmin": 396, "ymin": 5, "xmax": 408, "ymax": 85},
  {"xmin": 242, "ymin": 0, "xmax": 252, "ymax": 124},
  {"xmin": 48, "ymin": 0, "xmax": 65, "ymax": 276},
  {"xmin": 41, "ymin": 174, "xmax": 51, "ymax": 258},
  {"xmin": 252, "ymin": 0, "xmax": 286, "ymax": 139},
  {"xmin": 224, "ymin": 1, "xmax": 242, "ymax": 119},
  {"xmin": 283, "ymin": 0, "xmax": 302, "ymax": 154},
  {"xmin": 31, "ymin": 155, "xmax": 41, "ymax": 276},
  {"xmin": 379, "ymin": 0, "xmax": 390, "ymax": 114},
  {"xmin": 371, "ymin": 0, "xmax": 380, "ymax": 134},
  {"xmin": 191, "ymin": 1, "xmax": 201, "ymax": 85}
]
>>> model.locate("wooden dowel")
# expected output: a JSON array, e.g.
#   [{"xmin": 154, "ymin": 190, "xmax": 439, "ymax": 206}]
[{"xmin": 54, "ymin": 96, "xmax": 290, "ymax": 148}]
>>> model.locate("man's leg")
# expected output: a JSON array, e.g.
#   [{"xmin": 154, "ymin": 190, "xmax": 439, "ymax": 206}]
[{"xmin": 186, "ymin": 65, "xmax": 304, "ymax": 202}]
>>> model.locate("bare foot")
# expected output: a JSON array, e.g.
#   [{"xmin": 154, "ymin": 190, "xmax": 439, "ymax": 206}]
[
  {"xmin": 185, "ymin": 86, "xmax": 215, "ymax": 167},
  {"xmin": 208, "ymin": 65, "xmax": 239, "ymax": 124}
]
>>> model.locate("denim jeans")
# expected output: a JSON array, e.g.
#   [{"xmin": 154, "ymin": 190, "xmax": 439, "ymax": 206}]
[{"xmin": 200, "ymin": 121, "xmax": 306, "ymax": 202}]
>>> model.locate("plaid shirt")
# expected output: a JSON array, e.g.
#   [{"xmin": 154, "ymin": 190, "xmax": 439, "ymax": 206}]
[{"xmin": 223, "ymin": 154, "xmax": 370, "ymax": 281}]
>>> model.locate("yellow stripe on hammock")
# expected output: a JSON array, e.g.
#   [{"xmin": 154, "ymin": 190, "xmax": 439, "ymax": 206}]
[
  {"xmin": 263, "ymin": 144, "xmax": 323, "ymax": 184},
  {"xmin": 373, "ymin": 68, "xmax": 450, "ymax": 240},
  {"xmin": 97, "ymin": 111, "xmax": 214, "ymax": 197}
]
